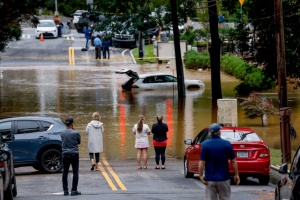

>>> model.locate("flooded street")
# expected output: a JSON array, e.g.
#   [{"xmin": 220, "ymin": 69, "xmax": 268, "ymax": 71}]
[{"xmin": 0, "ymin": 63, "xmax": 299, "ymax": 160}]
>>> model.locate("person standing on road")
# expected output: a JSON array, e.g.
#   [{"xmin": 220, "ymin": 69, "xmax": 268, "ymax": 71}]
[
  {"xmin": 54, "ymin": 15, "xmax": 62, "ymax": 37},
  {"xmin": 86, "ymin": 112, "xmax": 104, "ymax": 171},
  {"xmin": 83, "ymin": 26, "xmax": 91, "ymax": 49},
  {"xmin": 60, "ymin": 118, "xmax": 81, "ymax": 196},
  {"xmin": 151, "ymin": 115, "xmax": 168, "ymax": 169},
  {"xmin": 93, "ymin": 35, "xmax": 102, "ymax": 59},
  {"xmin": 102, "ymin": 37, "xmax": 110, "ymax": 59},
  {"xmin": 198, "ymin": 123, "xmax": 240, "ymax": 200},
  {"xmin": 132, "ymin": 115, "xmax": 151, "ymax": 169}
]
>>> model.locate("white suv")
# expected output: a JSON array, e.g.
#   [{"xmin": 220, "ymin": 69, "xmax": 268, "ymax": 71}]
[{"xmin": 71, "ymin": 10, "xmax": 87, "ymax": 29}]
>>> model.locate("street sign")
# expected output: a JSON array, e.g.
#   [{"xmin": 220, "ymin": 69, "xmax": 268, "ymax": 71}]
[{"xmin": 239, "ymin": 0, "xmax": 245, "ymax": 5}]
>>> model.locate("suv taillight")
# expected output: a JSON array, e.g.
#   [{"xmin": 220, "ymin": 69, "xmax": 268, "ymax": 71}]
[
  {"xmin": 0, "ymin": 161, "xmax": 4, "ymax": 167},
  {"xmin": 131, "ymin": 85, "xmax": 139, "ymax": 88}
]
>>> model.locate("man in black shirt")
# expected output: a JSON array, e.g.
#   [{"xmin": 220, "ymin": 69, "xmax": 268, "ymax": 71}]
[{"xmin": 61, "ymin": 118, "xmax": 81, "ymax": 196}]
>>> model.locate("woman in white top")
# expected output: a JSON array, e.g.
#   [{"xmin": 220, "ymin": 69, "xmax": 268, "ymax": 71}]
[
  {"xmin": 86, "ymin": 112, "xmax": 104, "ymax": 171},
  {"xmin": 132, "ymin": 115, "xmax": 150, "ymax": 169}
]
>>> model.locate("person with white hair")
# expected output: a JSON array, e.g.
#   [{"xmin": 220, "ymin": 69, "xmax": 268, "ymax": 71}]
[{"xmin": 86, "ymin": 112, "xmax": 104, "ymax": 171}]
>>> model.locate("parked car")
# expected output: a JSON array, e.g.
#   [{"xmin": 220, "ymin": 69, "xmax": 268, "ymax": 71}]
[
  {"xmin": 115, "ymin": 69, "xmax": 205, "ymax": 91},
  {"xmin": 35, "ymin": 20, "xmax": 58, "ymax": 39},
  {"xmin": 183, "ymin": 126, "xmax": 270, "ymax": 185},
  {"xmin": 112, "ymin": 33, "xmax": 136, "ymax": 48},
  {"xmin": 71, "ymin": 10, "xmax": 88, "ymax": 30},
  {"xmin": 0, "ymin": 129, "xmax": 17, "ymax": 200},
  {"xmin": 0, "ymin": 116, "xmax": 66, "ymax": 173},
  {"xmin": 275, "ymin": 146, "xmax": 300, "ymax": 200}
]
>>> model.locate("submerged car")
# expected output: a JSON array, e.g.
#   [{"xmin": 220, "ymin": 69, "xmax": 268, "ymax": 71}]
[
  {"xmin": 275, "ymin": 146, "xmax": 300, "ymax": 200},
  {"xmin": 35, "ymin": 20, "xmax": 58, "ymax": 39},
  {"xmin": 183, "ymin": 127, "xmax": 270, "ymax": 185},
  {"xmin": 115, "ymin": 69, "xmax": 205, "ymax": 91},
  {"xmin": 0, "ymin": 116, "xmax": 66, "ymax": 173}
]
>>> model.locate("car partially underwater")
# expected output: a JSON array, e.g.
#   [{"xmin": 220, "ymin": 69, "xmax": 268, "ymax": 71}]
[{"xmin": 115, "ymin": 69, "xmax": 205, "ymax": 91}]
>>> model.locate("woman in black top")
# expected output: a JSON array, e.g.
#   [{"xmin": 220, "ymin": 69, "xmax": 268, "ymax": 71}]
[{"xmin": 151, "ymin": 115, "xmax": 168, "ymax": 169}]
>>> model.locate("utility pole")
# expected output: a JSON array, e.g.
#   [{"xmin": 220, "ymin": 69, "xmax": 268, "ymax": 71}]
[
  {"xmin": 274, "ymin": 0, "xmax": 291, "ymax": 163},
  {"xmin": 170, "ymin": 0, "xmax": 185, "ymax": 98},
  {"xmin": 207, "ymin": 0, "xmax": 222, "ymax": 100}
]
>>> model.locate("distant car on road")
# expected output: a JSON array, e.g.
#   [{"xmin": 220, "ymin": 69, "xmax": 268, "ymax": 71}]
[
  {"xmin": 0, "ymin": 130, "xmax": 17, "ymax": 199},
  {"xmin": 35, "ymin": 20, "xmax": 58, "ymax": 39},
  {"xmin": 71, "ymin": 10, "xmax": 88, "ymax": 30},
  {"xmin": 275, "ymin": 146, "xmax": 300, "ymax": 200},
  {"xmin": 0, "ymin": 116, "xmax": 66, "ymax": 173},
  {"xmin": 183, "ymin": 126, "xmax": 270, "ymax": 185},
  {"xmin": 115, "ymin": 69, "xmax": 205, "ymax": 91}
]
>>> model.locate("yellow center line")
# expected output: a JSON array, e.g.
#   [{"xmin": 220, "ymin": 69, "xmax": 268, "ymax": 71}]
[
  {"xmin": 97, "ymin": 162, "xmax": 118, "ymax": 191},
  {"xmin": 102, "ymin": 159, "xmax": 127, "ymax": 191}
]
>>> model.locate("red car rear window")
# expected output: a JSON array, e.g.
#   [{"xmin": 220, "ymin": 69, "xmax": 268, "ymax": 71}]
[{"xmin": 220, "ymin": 131, "xmax": 261, "ymax": 142}]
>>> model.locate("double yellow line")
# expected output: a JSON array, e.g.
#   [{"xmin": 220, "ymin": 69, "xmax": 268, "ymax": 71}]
[{"xmin": 98, "ymin": 157, "xmax": 127, "ymax": 191}]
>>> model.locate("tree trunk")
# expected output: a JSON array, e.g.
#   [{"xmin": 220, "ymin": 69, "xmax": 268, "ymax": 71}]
[{"xmin": 207, "ymin": 0, "xmax": 222, "ymax": 100}]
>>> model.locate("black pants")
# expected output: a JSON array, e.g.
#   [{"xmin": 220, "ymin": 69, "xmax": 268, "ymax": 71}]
[
  {"xmin": 95, "ymin": 46, "xmax": 101, "ymax": 59},
  {"xmin": 89, "ymin": 152, "xmax": 100, "ymax": 163},
  {"xmin": 154, "ymin": 146, "xmax": 166, "ymax": 165},
  {"xmin": 62, "ymin": 153, "xmax": 79, "ymax": 192},
  {"xmin": 103, "ymin": 47, "xmax": 110, "ymax": 59}
]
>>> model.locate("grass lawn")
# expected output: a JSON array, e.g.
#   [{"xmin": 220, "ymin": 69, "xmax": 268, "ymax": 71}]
[
  {"xmin": 132, "ymin": 45, "xmax": 158, "ymax": 64},
  {"xmin": 270, "ymin": 147, "xmax": 296, "ymax": 167}
]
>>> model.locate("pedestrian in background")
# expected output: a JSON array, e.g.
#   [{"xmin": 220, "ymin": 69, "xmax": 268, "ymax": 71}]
[
  {"xmin": 93, "ymin": 34, "xmax": 102, "ymax": 59},
  {"xmin": 86, "ymin": 112, "xmax": 104, "ymax": 171},
  {"xmin": 198, "ymin": 123, "xmax": 240, "ymax": 200},
  {"xmin": 102, "ymin": 37, "xmax": 110, "ymax": 59},
  {"xmin": 54, "ymin": 15, "xmax": 62, "ymax": 37},
  {"xmin": 83, "ymin": 26, "xmax": 91, "ymax": 49},
  {"xmin": 132, "ymin": 115, "xmax": 151, "ymax": 169},
  {"xmin": 60, "ymin": 118, "xmax": 81, "ymax": 196},
  {"xmin": 151, "ymin": 115, "xmax": 168, "ymax": 169}
]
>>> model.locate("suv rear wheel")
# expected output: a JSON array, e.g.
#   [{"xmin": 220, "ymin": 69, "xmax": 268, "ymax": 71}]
[{"xmin": 40, "ymin": 149, "xmax": 63, "ymax": 173}]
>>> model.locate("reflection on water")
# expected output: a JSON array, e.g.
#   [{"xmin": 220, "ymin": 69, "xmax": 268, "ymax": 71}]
[{"xmin": 0, "ymin": 65, "xmax": 299, "ymax": 160}]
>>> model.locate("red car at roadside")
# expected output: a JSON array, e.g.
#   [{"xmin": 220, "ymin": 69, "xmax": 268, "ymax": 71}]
[{"xmin": 183, "ymin": 127, "xmax": 270, "ymax": 185}]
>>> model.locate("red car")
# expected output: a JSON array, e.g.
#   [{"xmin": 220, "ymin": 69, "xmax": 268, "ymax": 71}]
[{"xmin": 183, "ymin": 127, "xmax": 270, "ymax": 185}]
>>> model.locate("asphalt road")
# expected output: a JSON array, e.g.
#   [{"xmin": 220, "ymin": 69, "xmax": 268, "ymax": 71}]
[{"xmin": 14, "ymin": 158, "xmax": 276, "ymax": 200}]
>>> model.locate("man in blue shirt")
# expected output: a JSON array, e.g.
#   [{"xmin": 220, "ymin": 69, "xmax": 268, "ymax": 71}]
[
  {"xmin": 83, "ymin": 27, "xmax": 91, "ymax": 49},
  {"xmin": 93, "ymin": 35, "xmax": 102, "ymax": 59},
  {"xmin": 198, "ymin": 123, "xmax": 240, "ymax": 200},
  {"xmin": 61, "ymin": 118, "xmax": 81, "ymax": 196}
]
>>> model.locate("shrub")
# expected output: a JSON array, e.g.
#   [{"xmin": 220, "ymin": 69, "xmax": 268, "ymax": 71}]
[{"xmin": 184, "ymin": 50, "xmax": 210, "ymax": 70}]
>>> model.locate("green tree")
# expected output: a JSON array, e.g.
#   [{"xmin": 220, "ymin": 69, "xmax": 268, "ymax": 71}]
[
  {"xmin": 221, "ymin": 0, "xmax": 300, "ymax": 80},
  {"xmin": 0, "ymin": 0, "xmax": 47, "ymax": 52},
  {"xmin": 240, "ymin": 92, "xmax": 278, "ymax": 126}
]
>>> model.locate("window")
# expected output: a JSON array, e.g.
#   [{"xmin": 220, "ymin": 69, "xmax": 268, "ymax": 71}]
[
  {"xmin": 143, "ymin": 77, "xmax": 155, "ymax": 83},
  {"xmin": 193, "ymin": 129, "xmax": 209, "ymax": 144},
  {"xmin": 17, "ymin": 121, "xmax": 40, "ymax": 134},
  {"xmin": 0, "ymin": 122, "xmax": 12, "ymax": 135},
  {"xmin": 155, "ymin": 76, "xmax": 166, "ymax": 83},
  {"xmin": 220, "ymin": 131, "xmax": 261, "ymax": 142},
  {"xmin": 40, "ymin": 121, "xmax": 53, "ymax": 131},
  {"xmin": 165, "ymin": 75, "xmax": 177, "ymax": 82}
]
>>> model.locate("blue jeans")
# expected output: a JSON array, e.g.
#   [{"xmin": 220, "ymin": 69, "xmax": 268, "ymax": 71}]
[
  {"xmin": 85, "ymin": 39, "xmax": 90, "ymax": 49},
  {"xmin": 62, "ymin": 153, "xmax": 79, "ymax": 192}
]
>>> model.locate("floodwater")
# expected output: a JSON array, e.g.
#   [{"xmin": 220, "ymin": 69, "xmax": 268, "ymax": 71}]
[{"xmin": 0, "ymin": 64, "xmax": 299, "ymax": 160}]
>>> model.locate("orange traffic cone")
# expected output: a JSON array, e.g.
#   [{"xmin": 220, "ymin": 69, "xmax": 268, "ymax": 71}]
[{"xmin": 40, "ymin": 33, "xmax": 44, "ymax": 41}]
